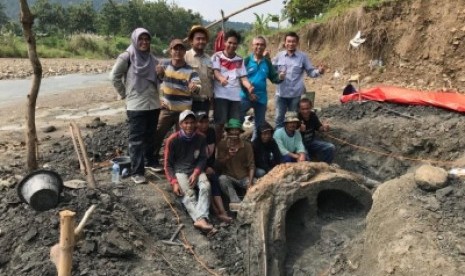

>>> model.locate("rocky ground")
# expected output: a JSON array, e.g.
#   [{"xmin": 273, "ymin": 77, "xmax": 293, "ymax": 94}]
[{"xmin": 0, "ymin": 58, "xmax": 114, "ymax": 80}]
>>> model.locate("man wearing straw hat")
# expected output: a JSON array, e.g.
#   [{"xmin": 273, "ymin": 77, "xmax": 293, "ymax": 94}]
[
  {"xmin": 273, "ymin": 111, "xmax": 308, "ymax": 163},
  {"xmin": 185, "ymin": 25, "xmax": 214, "ymax": 114}
]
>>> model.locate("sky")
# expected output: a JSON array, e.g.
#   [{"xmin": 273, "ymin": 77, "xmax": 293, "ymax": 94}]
[{"xmin": 172, "ymin": 0, "xmax": 285, "ymax": 25}]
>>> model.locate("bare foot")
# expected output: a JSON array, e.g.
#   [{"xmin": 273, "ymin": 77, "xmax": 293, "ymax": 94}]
[
  {"xmin": 217, "ymin": 213, "xmax": 233, "ymax": 224},
  {"xmin": 193, "ymin": 218, "xmax": 213, "ymax": 232}
]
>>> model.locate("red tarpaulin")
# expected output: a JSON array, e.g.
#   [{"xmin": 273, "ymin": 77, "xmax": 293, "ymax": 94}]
[{"xmin": 340, "ymin": 86, "xmax": 465, "ymax": 113}]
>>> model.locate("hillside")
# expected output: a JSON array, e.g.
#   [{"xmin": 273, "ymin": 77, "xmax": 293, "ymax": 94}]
[{"xmin": 267, "ymin": 0, "xmax": 465, "ymax": 93}]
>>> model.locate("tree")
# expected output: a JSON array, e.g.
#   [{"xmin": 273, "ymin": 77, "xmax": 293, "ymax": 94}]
[
  {"xmin": 31, "ymin": 0, "xmax": 67, "ymax": 34},
  {"xmin": 19, "ymin": 0, "xmax": 42, "ymax": 171},
  {"xmin": 67, "ymin": 1, "xmax": 97, "ymax": 33},
  {"xmin": 97, "ymin": 1, "xmax": 122, "ymax": 36},
  {"xmin": 283, "ymin": 0, "xmax": 327, "ymax": 24},
  {"xmin": 252, "ymin": 13, "xmax": 272, "ymax": 35},
  {"xmin": 0, "ymin": 1, "xmax": 9, "ymax": 27}
]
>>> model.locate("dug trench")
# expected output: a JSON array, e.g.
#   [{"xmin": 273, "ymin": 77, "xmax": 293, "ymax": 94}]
[{"xmin": 2, "ymin": 99, "xmax": 465, "ymax": 276}]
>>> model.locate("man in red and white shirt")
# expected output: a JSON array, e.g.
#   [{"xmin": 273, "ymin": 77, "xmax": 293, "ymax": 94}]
[{"xmin": 211, "ymin": 29, "xmax": 255, "ymax": 143}]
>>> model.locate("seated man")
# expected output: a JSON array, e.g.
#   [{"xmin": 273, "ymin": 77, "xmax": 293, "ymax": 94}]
[
  {"xmin": 164, "ymin": 110, "xmax": 213, "ymax": 232},
  {"xmin": 273, "ymin": 111, "xmax": 307, "ymax": 163},
  {"xmin": 216, "ymin": 118, "xmax": 255, "ymax": 206},
  {"xmin": 298, "ymin": 98, "xmax": 335, "ymax": 164},
  {"xmin": 196, "ymin": 112, "xmax": 232, "ymax": 223},
  {"xmin": 252, "ymin": 122, "xmax": 282, "ymax": 177}
]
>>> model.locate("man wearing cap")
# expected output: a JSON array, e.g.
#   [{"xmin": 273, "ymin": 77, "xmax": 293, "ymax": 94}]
[
  {"xmin": 252, "ymin": 122, "xmax": 282, "ymax": 177},
  {"xmin": 241, "ymin": 36, "xmax": 284, "ymax": 141},
  {"xmin": 273, "ymin": 111, "xmax": 307, "ymax": 163},
  {"xmin": 164, "ymin": 110, "xmax": 214, "ymax": 232},
  {"xmin": 298, "ymin": 98, "xmax": 335, "ymax": 164},
  {"xmin": 216, "ymin": 118, "xmax": 255, "ymax": 206},
  {"xmin": 151, "ymin": 39, "xmax": 201, "ymax": 172},
  {"xmin": 196, "ymin": 112, "xmax": 232, "ymax": 223},
  {"xmin": 185, "ymin": 25, "xmax": 213, "ymax": 114},
  {"xmin": 272, "ymin": 31, "xmax": 325, "ymax": 128}
]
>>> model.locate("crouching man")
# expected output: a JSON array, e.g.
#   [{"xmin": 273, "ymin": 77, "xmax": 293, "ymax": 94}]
[
  {"xmin": 216, "ymin": 118, "xmax": 255, "ymax": 210},
  {"xmin": 164, "ymin": 110, "xmax": 213, "ymax": 232}
]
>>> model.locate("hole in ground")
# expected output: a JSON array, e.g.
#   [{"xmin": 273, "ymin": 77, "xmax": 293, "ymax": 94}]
[{"xmin": 285, "ymin": 190, "xmax": 370, "ymax": 275}]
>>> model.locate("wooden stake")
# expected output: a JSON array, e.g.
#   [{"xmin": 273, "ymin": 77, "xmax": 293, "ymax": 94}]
[
  {"xmin": 58, "ymin": 210, "xmax": 76, "ymax": 276},
  {"xmin": 74, "ymin": 205, "xmax": 97, "ymax": 237},
  {"xmin": 69, "ymin": 125, "xmax": 85, "ymax": 175},
  {"xmin": 70, "ymin": 122, "xmax": 96, "ymax": 189}
]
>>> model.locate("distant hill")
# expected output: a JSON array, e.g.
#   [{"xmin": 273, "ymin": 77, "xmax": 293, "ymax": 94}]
[
  {"xmin": 3, "ymin": 0, "xmax": 127, "ymax": 20},
  {"xmin": 202, "ymin": 20, "xmax": 253, "ymax": 32}
]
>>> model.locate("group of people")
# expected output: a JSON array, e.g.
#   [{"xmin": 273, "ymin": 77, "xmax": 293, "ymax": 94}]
[{"xmin": 110, "ymin": 26, "xmax": 335, "ymax": 232}]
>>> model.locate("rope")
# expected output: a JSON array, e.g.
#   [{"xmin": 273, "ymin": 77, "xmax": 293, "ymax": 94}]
[
  {"xmin": 323, "ymin": 132, "xmax": 458, "ymax": 166},
  {"xmin": 151, "ymin": 182, "xmax": 220, "ymax": 276}
]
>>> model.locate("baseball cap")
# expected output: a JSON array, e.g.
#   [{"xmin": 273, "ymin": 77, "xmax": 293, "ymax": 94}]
[
  {"xmin": 169, "ymin": 39, "xmax": 186, "ymax": 49},
  {"xmin": 179, "ymin": 110, "xmax": 196, "ymax": 123},
  {"xmin": 196, "ymin": 112, "xmax": 209, "ymax": 120}
]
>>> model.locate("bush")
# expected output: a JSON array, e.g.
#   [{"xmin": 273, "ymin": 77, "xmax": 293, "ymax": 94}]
[{"xmin": 66, "ymin": 33, "xmax": 101, "ymax": 54}]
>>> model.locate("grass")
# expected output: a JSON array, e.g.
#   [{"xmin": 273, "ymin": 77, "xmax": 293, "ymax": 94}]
[{"xmin": 0, "ymin": 33, "xmax": 167, "ymax": 59}]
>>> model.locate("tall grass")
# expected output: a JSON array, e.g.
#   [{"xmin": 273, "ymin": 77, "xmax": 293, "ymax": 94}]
[{"xmin": 0, "ymin": 33, "xmax": 166, "ymax": 59}]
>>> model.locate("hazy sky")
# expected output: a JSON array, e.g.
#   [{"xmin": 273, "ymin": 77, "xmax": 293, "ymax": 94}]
[{"xmin": 172, "ymin": 0, "xmax": 285, "ymax": 24}]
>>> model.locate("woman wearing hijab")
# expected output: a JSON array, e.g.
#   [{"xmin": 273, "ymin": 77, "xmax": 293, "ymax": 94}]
[{"xmin": 110, "ymin": 28, "xmax": 161, "ymax": 184}]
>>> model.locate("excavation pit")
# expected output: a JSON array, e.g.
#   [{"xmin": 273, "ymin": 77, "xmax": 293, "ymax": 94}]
[{"xmin": 238, "ymin": 162, "xmax": 373, "ymax": 276}]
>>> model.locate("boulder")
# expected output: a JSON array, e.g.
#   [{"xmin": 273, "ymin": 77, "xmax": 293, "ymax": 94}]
[{"xmin": 414, "ymin": 165, "xmax": 448, "ymax": 191}]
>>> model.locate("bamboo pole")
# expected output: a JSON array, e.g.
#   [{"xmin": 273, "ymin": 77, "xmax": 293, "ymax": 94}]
[
  {"xmin": 58, "ymin": 210, "xmax": 76, "ymax": 276},
  {"xmin": 203, "ymin": 0, "xmax": 270, "ymax": 30},
  {"xmin": 74, "ymin": 205, "xmax": 97, "ymax": 237},
  {"xmin": 179, "ymin": 0, "xmax": 270, "ymax": 43},
  {"xmin": 69, "ymin": 124, "xmax": 86, "ymax": 175},
  {"xmin": 70, "ymin": 122, "xmax": 96, "ymax": 189}
]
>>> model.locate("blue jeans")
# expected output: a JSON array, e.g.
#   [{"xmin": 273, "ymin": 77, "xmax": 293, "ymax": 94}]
[
  {"xmin": 281, "ymin": 154, "xmax": 309, "ymax": 163},
  {"xmin": 275, "ymin": 95, "xmax": 301, "ymax": 128},
  {"xmin": 127, "ymin": 109, "xmax": 160, "ymax": 176},
  {"xmin": 305, "ymin": 139, "xmax": 335, "ymax": 164},
  {"xmin": 241, "ymin": 98, "xmax": 267, "ymax": 141}
]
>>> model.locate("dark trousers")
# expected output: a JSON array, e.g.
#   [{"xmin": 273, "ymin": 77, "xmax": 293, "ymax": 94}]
[
  {"xmin": 127, "ymin": 109, "xmax": 160, "ymax": 176},
  {"xmin": 192, "ymin": 99, "xmax": 211, "ymax": 114},
  {"xmin": 153, "ymin": 109, "xmax": 180, "ymax": 162}
]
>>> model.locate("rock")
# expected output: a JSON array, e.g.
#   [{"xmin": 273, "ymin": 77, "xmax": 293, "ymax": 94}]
[
  {"xmin": 415, "ymin": 165, "xmax": 449, "ymax": 191},
  {"xmin": 435, "ymin": 186, "xmax": 454, "ymax": 202},
  {"xmin": 23, "ymin": 227, "xmax": 38, "ymax": 242},
  {"xmin": 86, "ymin": 117, "xmax": 106, "ymax": 129},
  {"xmin": 42, "ymin": 125, "xmax": 57, "ymax": 133},
  {"xmin": 64, "ymin": 179, "xmax": 87, "ymax": 189},
  {"xmin": 0, "ymin": 177, "xmax": 16, "ymax": 189}
]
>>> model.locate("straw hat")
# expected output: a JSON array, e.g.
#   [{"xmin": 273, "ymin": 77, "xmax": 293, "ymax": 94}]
[{"xmin": 188, "ymin": 25, "xmax": 209, "ymax": 41}]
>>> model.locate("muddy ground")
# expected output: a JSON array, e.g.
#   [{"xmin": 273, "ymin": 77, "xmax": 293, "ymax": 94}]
[{"xmin": 1, "ymin": 0, "xmax": 465, "ymax": 273}]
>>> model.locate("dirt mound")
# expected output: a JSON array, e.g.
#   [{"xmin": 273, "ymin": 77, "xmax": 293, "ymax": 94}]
[{"xmin": 318, "ymin": 101, "xmax": 465, "ymax": 181}]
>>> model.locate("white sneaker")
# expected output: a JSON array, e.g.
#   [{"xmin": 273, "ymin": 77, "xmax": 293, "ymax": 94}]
[{"xmin": 131, "ymin": 175, "xmax": 146, "ymax": 184}]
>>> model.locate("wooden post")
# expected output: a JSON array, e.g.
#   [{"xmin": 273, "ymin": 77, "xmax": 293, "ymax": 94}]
[
  {"xmin": 19, "ymin": 0, "xmax": 42, "ymax": 171},
  {"xmin": 58, "ymin": 210, "xmax": 76, "ymax": 276}
]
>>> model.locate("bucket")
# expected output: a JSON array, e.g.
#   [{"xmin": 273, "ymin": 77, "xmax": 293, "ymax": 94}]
[
  {"xmin": 111, "ymin": 156, "xmax": 131, "ymax": 176},
  {"xmin": 17, "ymin": 170, "xmax": 63, "ymax": 211}
]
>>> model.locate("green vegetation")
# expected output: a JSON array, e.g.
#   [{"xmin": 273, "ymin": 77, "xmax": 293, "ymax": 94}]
[{"xmin": 283, "ymin": 0, "xmax": 392, "ymax": 25}]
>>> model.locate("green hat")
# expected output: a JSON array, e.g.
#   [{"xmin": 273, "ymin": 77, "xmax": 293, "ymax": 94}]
[{"xmin": 225, "ymin": 118, "xmax": 244, "ymax": 132}]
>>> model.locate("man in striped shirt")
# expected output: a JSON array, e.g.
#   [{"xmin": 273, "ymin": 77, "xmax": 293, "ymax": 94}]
[{"xmin": 151, "ymin": 39, "xmax": 201, "ymax": 172}]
